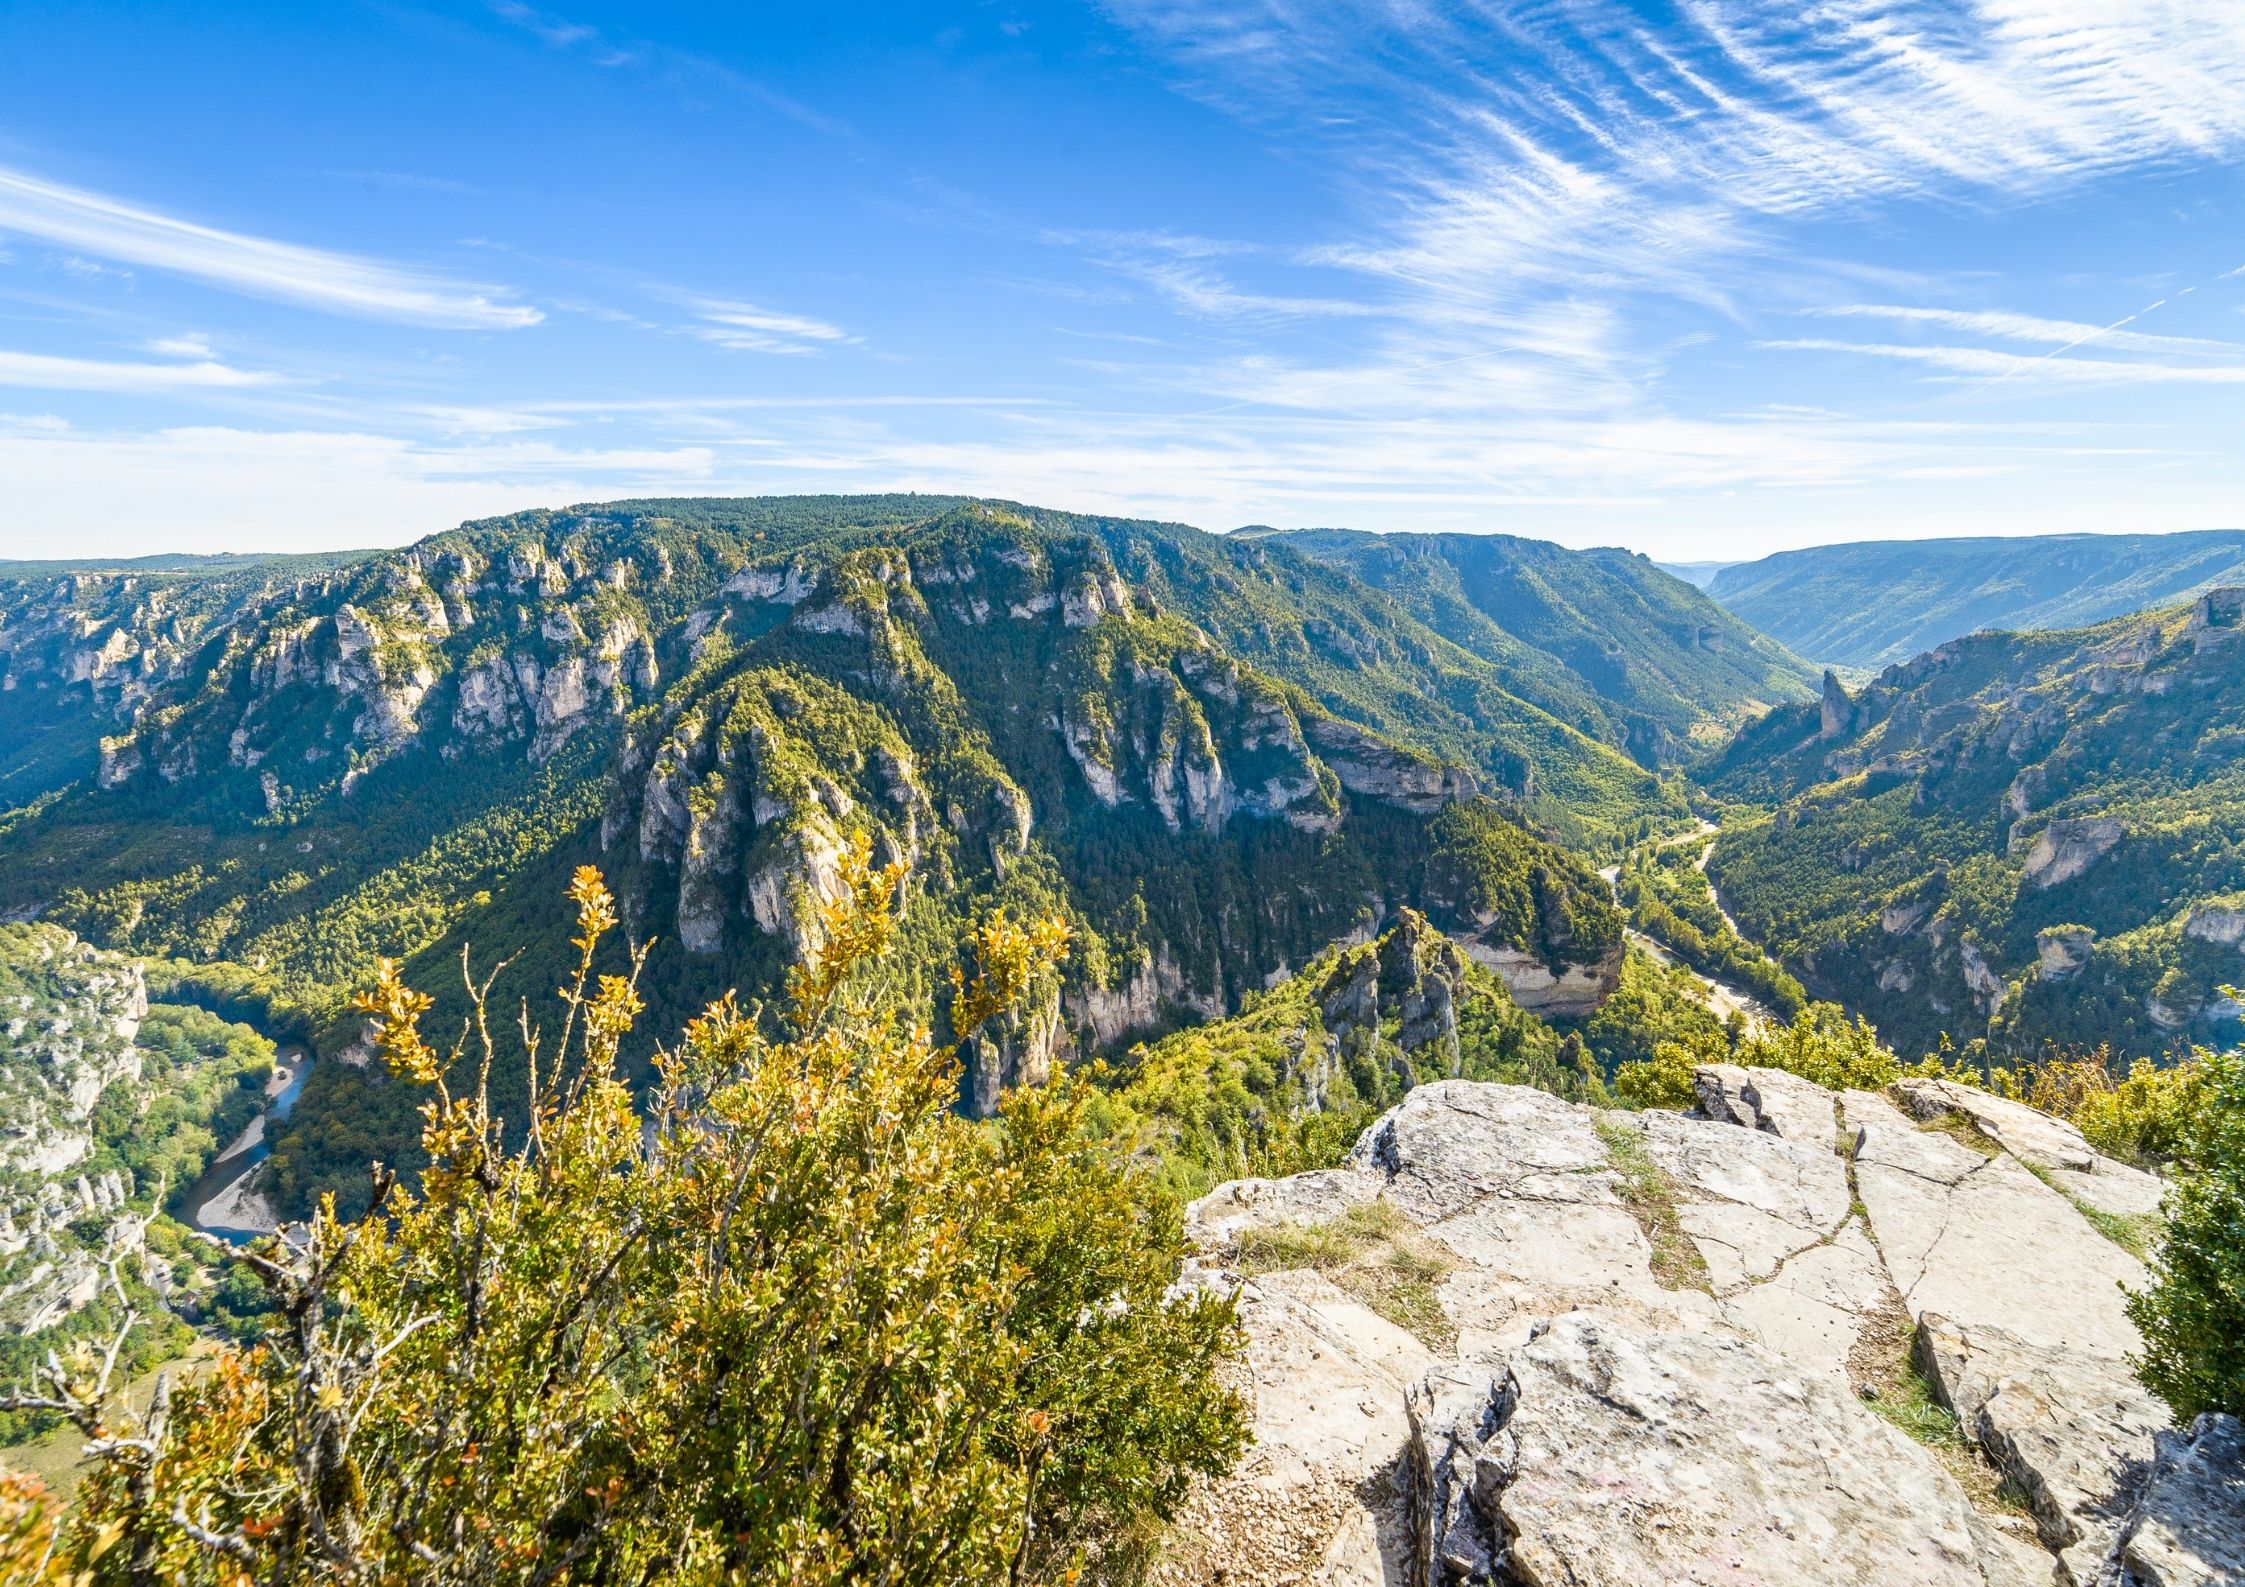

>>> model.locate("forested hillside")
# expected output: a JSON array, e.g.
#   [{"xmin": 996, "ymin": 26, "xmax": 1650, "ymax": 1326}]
[
  {"xmin": 0, "ymin": 550, "xmax": 374, "ymax": 808},
  {"xmin": 0, "ymin": 497, "xmax": 1649, "ymax": 1212},
  {"xmin": 1702, "ymin": 588, "xmax": 2245, "ymax": 1057},
  {"xmin": 1260, "ymin": 528, "xmax": 1813, "ymax": 762},
  {"xmin": 1708, "ymin": 528, "xmax": 2245, "ymax": 670}
]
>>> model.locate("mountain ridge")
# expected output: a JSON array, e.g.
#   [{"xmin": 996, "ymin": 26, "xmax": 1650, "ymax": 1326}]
[
  {"xmin": 1708, "ymin": 528, "xmax": 2245, "ymax": 670},
  {"xmin": 1701, "ymin": 585, "xmax": 2245, "ymax": 1057},
  {"xmin": 1251, "ymin": 526, "xmax": 1815, "ymax": 763},
  {"xmin": 0, "ymin": 496, "xmax": 1669, "ymax": 1212}
]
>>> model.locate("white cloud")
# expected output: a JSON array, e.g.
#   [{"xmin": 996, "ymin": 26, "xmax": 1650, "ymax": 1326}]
[
  {"xmin": 0, "ymin": 350, "xmax": 280, "ymax": 392},
  {"xmin": 0, "ymin": 423, "xmax": 716, "ymax": 555},
  {"xmin": 0, "ymin": 166, "xmax": 542, "ymax": 328},
  {"xmin": 688, "ymin": 298, "xmax": 854, "ymax": 354},
  {"xmin": 1108, "ymin": 256, "xmax": 1386, "ymax": 321},
  {"xmin": 1096, "ymin": 0, "xmax": 2245, "ymax": 418},
  {"xmin": 1766, "ymin": 337, "xmax": 2245, "ymax": 385},
  {"xmin": 146, "ymin": 334, "xmax": 217, "ymax": 359},
  {"xmin": 1814, "ymin": 304, "xmax": 2245, "ymax": 358}
]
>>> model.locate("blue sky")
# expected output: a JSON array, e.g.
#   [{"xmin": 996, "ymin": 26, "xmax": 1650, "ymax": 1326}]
[{"xmin": 2, "ymin": 1, "xmax": 2243, "ymax": 559}]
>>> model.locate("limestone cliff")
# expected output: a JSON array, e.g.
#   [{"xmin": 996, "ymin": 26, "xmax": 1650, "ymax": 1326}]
[
  {"xmin": 1158, "ymin": 1070, "xmax": 2239, "ymax": 1587},
  {"xmin": 0, "ymin": 925, "xmax": 151, "ymax": 1337},
  {"xmin": 1702, "ymin": 590, "xmax": 2245, "ymax": 1055},
  {"xmin": 589, "ymin": 523, "xmax": 1621, "ymax": 1092}
]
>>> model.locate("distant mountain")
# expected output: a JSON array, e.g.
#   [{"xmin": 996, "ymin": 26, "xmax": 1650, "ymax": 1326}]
[
  {"xmin": 0, "ymin": 551, "xmax": 375, "ymax": 578},
  {"xmin": 1707, "ymin": 529, "xmax": 2245, "ymax": 670},
  {"xmin": 1655, "ymin": 560, "xmax": 1736, "ymax": 589},
  {"xmin": 1700, "ymin": 587, "xmax": 2245, "ymax": 1057},
  {"xmin": 1252, "ymin": 529, "xmax": 1815, "ymax": 764},
  {"xmin": 0, "ymin": 495, "xmax": 1641, "ymax": 1213}
]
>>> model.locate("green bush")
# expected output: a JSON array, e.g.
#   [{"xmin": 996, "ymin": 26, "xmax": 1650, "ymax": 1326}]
[
  {"xmin": 8, "ymin": 855, "xmax": 1243, "ymax": 1585},
  {"xmin": 2129, "ymin": 1045, "xmax": 2245, "ymax": 1420}
]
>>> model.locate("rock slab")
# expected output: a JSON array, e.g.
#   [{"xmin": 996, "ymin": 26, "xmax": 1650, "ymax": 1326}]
[
  {"xmin": 1412, "ymin": 1310, "xmax": 2024, "ymax": 1587},
  {"xmin": 2104, "ymin": 1413, "xmax": 2245, "ymax": 1587},
  {"xmin": 1918, "ymin": 1311, "xmax": 2169, "ymax": 1584},
  {"xmin": 1166, "ymin": 1073, "xmax": 2238, "ymax": 1587}
]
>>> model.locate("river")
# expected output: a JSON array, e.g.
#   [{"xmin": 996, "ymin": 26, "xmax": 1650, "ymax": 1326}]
[{"xmin": 180, "ymin": 1045, "xmax": 312, "ymax": 1246}]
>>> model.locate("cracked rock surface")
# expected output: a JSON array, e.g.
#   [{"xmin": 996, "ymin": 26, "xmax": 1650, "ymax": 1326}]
[{"xmin": 1159, "ymin": 1069, "xmax": 2239, "ymax": 1587}]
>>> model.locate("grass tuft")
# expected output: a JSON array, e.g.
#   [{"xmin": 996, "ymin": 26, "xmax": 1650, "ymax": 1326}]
[
  {"xmin": 1233, "ymin": 1200, "xmax": 1457, "ymax": 1352},
  {"xmin": 1593, "ymin": 1113, "xmax": 1713, "ymax": 1294},
  {"xmin": 1914, "ymin": 1109, "xmax": 2000, "ymax": 1157}
]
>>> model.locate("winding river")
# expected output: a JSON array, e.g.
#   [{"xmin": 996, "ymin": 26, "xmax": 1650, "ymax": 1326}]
[{"xmin": 180, "ymin": 1046, "xmax": 312, "ymax": 1246}]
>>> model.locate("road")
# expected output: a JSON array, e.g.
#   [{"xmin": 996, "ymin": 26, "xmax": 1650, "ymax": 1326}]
[{"xmin": 1600, "ymin": 823, "xmax": 1780, "ymax": 1033}]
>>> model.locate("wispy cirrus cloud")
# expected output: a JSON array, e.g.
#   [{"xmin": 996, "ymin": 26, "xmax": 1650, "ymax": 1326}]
[
  {"xmin": 487, "ymin": 1, "xmax": 855, "ymax": 140},
  {"xmin": 1767, "ymin": 338, "xmax": 2245, "ymax": 385},
  {"xmin": 686, "ymin": 298, "xmax": 854, "ymax": 354},
  {"xmin": 0, "ymin": 348, "xmax": 281, "ymax": 392},
  {"xmin": 0, "ymin": 166, "xmax": 541, "ymax": 328},
  {"xmin": 1811, "ymin": 304, "xmax": 2245, "ymax": 359},
  {"xmin": 1094, "ymin": 0, "xmax": 2245, "ymax": 416}
]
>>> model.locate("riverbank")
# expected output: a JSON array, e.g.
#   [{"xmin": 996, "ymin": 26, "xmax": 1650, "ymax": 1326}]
[{"xmin": 179, "ymin": 1046, "xmax": 310, "ymax": 1245}]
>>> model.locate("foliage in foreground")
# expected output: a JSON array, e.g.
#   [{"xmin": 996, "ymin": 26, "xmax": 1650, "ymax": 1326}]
[
  {"xmin": 2003, "ymin": 1049, "xmax": 2209, "ymax": 1170},
  {"xmin": 2128, "ymin": 1044, "xmax": 2245, "ymax": 1421},
  {"xmin": 1610, "ymin": 999, "xmax": 1923, "ymax": 1109},
  {"xmin": 0, "ymin": 849, "xmax": 1244, "ymax": 1585}
]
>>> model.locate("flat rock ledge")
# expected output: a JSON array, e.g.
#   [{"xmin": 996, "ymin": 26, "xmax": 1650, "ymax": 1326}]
[{"xmin": 1157, "ymin": 1070, "xmax": 2243, "ymax": 1587}]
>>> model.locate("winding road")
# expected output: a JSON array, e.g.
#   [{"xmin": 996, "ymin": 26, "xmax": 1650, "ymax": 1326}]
[{"xmin": 1600, "ymin": 822, "xmax": 1779, "ymax": 1033}]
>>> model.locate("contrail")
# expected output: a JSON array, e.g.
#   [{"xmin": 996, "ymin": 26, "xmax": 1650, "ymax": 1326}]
[{"xmin": 1955, "ymin": 262, "xmax": 2245, "ymax": 397}]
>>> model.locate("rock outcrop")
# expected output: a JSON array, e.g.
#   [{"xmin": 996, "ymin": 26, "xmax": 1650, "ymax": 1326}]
[
  {"xmin": 2039, "ymin": 925, "xmax": 2097, "ymax": 980},
  {"xmin": 2023, "ymin": 819, "xmax": 2126, "ymax": 890},
  {"xmin": 1408, "ymin": 1312, "xmax": 2024, "ymax": 1587},
  {"xmin": 2107, "ymin": 1412, "xmax": 2245, "ymax": 1587},
  {"xmin": 2181, "ymin": 902, "xmax": 2245, "ymax": 950},
  {"xmin": 0, "ymin": 926, "xmax": 155, "ymax": 1336},
  {"xmin": 1161, "ymin": 1070, "xmax": 2236, "ymax": 1587}
]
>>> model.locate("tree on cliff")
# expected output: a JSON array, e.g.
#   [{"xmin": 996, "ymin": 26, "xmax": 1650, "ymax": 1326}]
[{"xmin": 0, "ymin": 848, "xmax": 1244, "ymax": 1585}]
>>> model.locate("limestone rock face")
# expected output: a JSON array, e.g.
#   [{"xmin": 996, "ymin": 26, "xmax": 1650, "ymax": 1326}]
[
  {"xmin": 1893, "ymin": 1077, "xmax": 2165, "ymax": 1220},
  {"xmin": 2107, "ymin": 1413, "xmax": 2245, "ymax": 1587},
  {"xmin": 1156, "ymin": 1268, "xmax": 1431, "ymax": 1586},
  {"xmin": 1160, "ymin": 1070, "xmax": 2224, "ymax": 1587},
  {"xmin": 1820, "ymin": 668, "xmax": 1855, "ymax": 740},
  {"xmin": 0, "ymin": 927, "xmax": 158, "ymax": 1337},
  {"xmin": 1303, "ymin": 716, "xmax": 1478, "ymax": 813},
  {"xmin": 1692, "ymin": 1061, "xmax": 1839, "ymax": 1143},
  {"xmin": 2039, "ymin": 924, "xmax": 2097, "ymax": 980},
  {"xmin": 1845, "ymin": 1087, "xmax": 2144, "ymax": 1359},
  {"xmin": 1459, "ymin": 942, "xmax": 1620, "ymax": 1016},
  {"xmin": 1916, "ymin": 1312, "xmax": 2169, "ymax": 1584},
  {"xmin": 2181, "ymin": 903, "xmax": 2245, "ymax": 949},
  {"xmin": 67, "ymin": 529, "xmax": 674, "ymax": 801},
  {"xmin": 2023, "ymin": 817, "xmax": 2125, "ymax": 889},
  {"xmin": 1064, "ymin": 946, "xmax": 1221, "ymax": 1052},
  {"xmin": 1415, "ymin": 1312, "xmax": 2011, "ymax": 1587}
]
